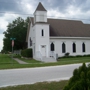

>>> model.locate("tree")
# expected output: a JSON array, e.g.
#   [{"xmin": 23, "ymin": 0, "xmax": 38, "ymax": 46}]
[
  {"xmin": 3, "ymin": 17, "xmax": 29, "ymax": 52},
  {"xmin": 64, "ymin": 63, "xmax": 90, "ymax": 90}
]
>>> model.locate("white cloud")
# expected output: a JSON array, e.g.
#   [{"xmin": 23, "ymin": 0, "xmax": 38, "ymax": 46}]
[
  {"xmin": 0, "ymin": 34, "xmax": 4, "ymax": 51},
  {"xmin": 22, "ymin": 3, "xmax": 34, "ymax": 14},
  {"xmin": 19, "ymin": 0, "xmax": 36, "ymax": 15},
  {"xmin": 0, "ymin": 13, "xmax": 20, "ymax": 51},
  {"xmin": 47, "ymin": 9, "xmax": 65, "ymax": 18},
  {"xmin": 47, "ymin": 4, "xmax": 90, "ymax": 24},
  {"xmin": 0, "ymin": 17, "xmax": 8, "ymax": 32}
]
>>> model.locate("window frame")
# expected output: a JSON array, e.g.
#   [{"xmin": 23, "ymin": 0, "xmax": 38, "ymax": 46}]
[
  {"xmin": 72, "ymin": 43, "xmax": 76, "ymax": 53},
  {"xmin": 41, "ymin": 29, "xmax": 44, "ymax": 37},
  {"xmin": 82, "ymin": 43, "xmax": 85, "ymax": 52},
  {"xmin": 62, "ymin": 42, "xmax": 66, "ymax": 53},
  {"xmin": 50, "ymin": 42, "xmax": 55, "ymax": 51},
  {"xmin": 30, "ymin": 38, "xmax": 32, "ymax": 46}
]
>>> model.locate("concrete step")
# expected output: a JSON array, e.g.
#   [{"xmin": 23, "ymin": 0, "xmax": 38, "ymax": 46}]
[{"xmin": 42, "ymin": 57, "xmax": 57, "ymax": 63}]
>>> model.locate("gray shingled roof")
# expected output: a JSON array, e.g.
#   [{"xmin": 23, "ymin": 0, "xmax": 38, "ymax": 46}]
[
  {"xmin": 35, "ymin": 2, "xmax": 47, "ymax": 12},
  {"xmin": 30, "ymin": 17, "xmax": 90, "ymax": 37}
]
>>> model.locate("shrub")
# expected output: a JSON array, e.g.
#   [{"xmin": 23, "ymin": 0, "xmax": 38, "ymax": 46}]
[
  {"xmin": 75, "ymin": 55, "xmax": 83, "ymax": 57},
  {"xmin": 63, "ymin": 63, "xmax": 90, "ymax": 90},
  {"xmin": 26, "ymin": 49, "xmax": 33, "ymax": 57},
  {"xmin": 21, "ymin": 49, "xmax": 33, "ymax": 58},
  {"xmin": 58, "ymin": 54, "xmax": 90, "ymax": 59},
  {"xmin": 83, "ymin": 54, "xmax": 90, "ymax": 57},
  {"xmin": 65, "ymin": 52, "xmax": 70, "ymax": 57},
  {"xmin": 13, "ymin": 54, "xmax": 21, "ymax": 58}
]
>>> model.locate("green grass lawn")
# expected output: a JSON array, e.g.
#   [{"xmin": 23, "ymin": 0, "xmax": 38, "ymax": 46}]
[
  {"xmin": 20, "ymin": 56, "xmax": 90, "ymax": 65},
  {"xmin": 58, "ymin": 57, "xmax": 90, "ymax": 64},
  {"xmin": 0, "ymin": 80, "xmax": 68, "ymax": 90},
  {"xmin": 0, "ymin": 54, "xmax": 90, "ymax": 69},
  {"xmin": 20, "ymin": 58, "xmax": 41, "ymax": 63},
  {"xmin": 19, "ymin": 56, "xmax": 90, "ymax": 63},
  {"xmin": 0, "ymin": 54, "xmax": 18, "ymax": 64}
]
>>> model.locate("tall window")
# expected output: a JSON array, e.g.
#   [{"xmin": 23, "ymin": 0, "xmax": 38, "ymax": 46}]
[
  {"xmin": 30, "ymin": 38, "xmax": 32, "ymax": 46},
  {"xmin": 62, "ymin": 43, "xmax": 66, "ymax": 53},
  {"xmin": 72, "ymin": 43, "xmax": 76, "ymax": 53},
  {"xmin": 50, "ymin": 43, "xmax": 54, "ymax": 51},
  {"xmin": 82, "ymin": 43, "xmax": 85, "ymax": 52},
  {"xmin": 41, "ymin": 29, "xmax": 44, "ymax": 36}
]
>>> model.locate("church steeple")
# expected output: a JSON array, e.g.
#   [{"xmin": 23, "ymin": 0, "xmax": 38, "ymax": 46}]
[
  {"xmin": 34, "ymin": 2, "xmax": 47, "ymax": 23},
  {"xmin": 35, "ymin": 2, "xmax": 47, "ymax": 12}
]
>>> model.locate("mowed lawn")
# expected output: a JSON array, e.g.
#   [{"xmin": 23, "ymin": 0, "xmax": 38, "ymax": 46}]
[
  {"xmin": 0, "ymin": 80, "xmax": 68, "ymax": 90},
  {"xmin": 0, "ymin": 54, "xmax": 90, "ymax": 69},
  {"xmin": 0, "ymin": 54, "xmax": 18, "ymax": 64},
  {"xmin": 21, "ymin": 56, "xmax": 90, "ymax": 64}
]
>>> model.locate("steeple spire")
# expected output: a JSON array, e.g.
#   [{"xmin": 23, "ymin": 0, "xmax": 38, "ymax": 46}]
[
  {"xmin": 35, "ymin": 2, "xmax": 47, "ymax": 12},
  {"xmin": 34, "ymin": 2, "xmax": 47, "ymax": 23}
]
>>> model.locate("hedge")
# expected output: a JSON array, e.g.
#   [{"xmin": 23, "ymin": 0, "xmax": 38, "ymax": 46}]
[
  {"xmin": 58, "ymin": 54, "xmax": 90, "ymax": 59},
  {"xmin": 21, "ymin": 49, "xmax": 33, "ymax": 58}
]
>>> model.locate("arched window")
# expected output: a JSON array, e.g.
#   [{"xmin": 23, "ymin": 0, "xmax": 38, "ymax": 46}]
[
  {"xmin": 30, "ymin": 38, "xmax": 32, "ymax": 46},
  {"xmin": 72, "ymin": 43, "xmax": 76, "ymax": 53},
  {"xmin": 41, "ymin": 29, "xmax": 44, "ymax": 36},
  {"xmin": 50, "ymin": 43, "xmax": 54, "ymax": 51},
  {"xmin": 62, "ymin": 43, "xmax": 66, "ymax": 53},
  {"xmin": 82, "ymin": 43, "xmax": 85, "ymax": 52}
]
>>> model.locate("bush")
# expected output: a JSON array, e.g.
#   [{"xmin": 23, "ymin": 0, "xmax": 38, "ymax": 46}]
[
  {"xmin": 63, "ymin": 63, "xmax": 90, "ymax": 90},
  {"xmin": 83, "ymin": 54, "xmax": 90, "ymax": 57},
  {"xmin": 65, "ymin": 52, "xmax": 70, "ymax": 56},
  {"xmin": 58, "ymin": 54, "xmax": 90, "ymax": 59},
  {"xmin": 75, "ymin": 55, "xmax": 83, "ymax": 57},
  {"xmin": 13, "ymin": 54, "xmax": 21, "ymax": 58},
  {"xmin": 21, "ymin": 49, "xmax": 33, "ymax": 58}
]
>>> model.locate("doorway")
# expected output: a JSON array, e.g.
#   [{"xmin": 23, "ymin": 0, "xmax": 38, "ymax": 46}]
[{"xmin": 41, "ymin": 45, "xmax": 46, "ymax": 57}]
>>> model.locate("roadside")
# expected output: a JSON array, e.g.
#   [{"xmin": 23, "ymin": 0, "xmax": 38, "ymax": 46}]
[
  {"xmin": 0, "ymin": 54, "xmax": 90, "ymax": 69},
  {"xmin": 0, "ymin": 80, "xmax": 68, "ymax": 90},
  {"xmin": 0, "ymin": 63, "xmax": 80, "ymax": 88},
  {"xmin": 0, "ymin": 63, "xmax": 89, "ymax": 88}
]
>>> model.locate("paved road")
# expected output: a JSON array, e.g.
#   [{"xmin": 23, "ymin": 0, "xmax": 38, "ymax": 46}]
[{"xmin": 0, "ymin": 63, "xmax": 89, "ymax": 87}]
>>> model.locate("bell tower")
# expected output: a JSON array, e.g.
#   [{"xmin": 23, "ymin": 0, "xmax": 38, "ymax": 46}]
[
  {"xmin": 33, "ymin": 2, "xmax": 50, "ymax": 58},
  {"xmin": 34, "ymin": 2, "xmax": 47, "ymax": 23}
]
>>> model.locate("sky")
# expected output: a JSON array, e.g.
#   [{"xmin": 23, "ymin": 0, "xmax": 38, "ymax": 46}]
[{"xmin": 0, "ymin": 0, "xmax": 90, "ymax": 51}]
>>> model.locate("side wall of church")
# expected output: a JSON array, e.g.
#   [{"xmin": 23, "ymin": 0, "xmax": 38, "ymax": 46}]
[{"xmin": 50, "ymin": 38, "xmax": 90, "ymax": 57}]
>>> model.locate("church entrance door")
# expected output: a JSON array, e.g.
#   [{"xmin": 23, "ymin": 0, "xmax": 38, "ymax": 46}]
[{"xmin": 41, "ymin": 45, "xmax": 46, "ymax": 57}]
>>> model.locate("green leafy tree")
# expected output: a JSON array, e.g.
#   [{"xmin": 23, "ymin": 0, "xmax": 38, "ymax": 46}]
[
  {"xmin": 64, "ymin": 63, "xmax": 90, "ymax": 90},
  {"xmin": 3, "ymin": 17, "xmax": 29, "ymax": 52}
]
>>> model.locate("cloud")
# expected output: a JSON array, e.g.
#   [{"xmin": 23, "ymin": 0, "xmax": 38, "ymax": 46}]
[
  {"xmin": 0, "ymin": 13, "xmax": 19, "ymax": 32},
  {"xmin": 0, "ymin": 0, "xmax": 19, "ymax": 12},
  {"xmin": 0, "ymin": 34, "xmax": 4, "ymax": 51},
  {"xmin": 0, "ymin": 16, "xmax": 8, "ymax": 33}
]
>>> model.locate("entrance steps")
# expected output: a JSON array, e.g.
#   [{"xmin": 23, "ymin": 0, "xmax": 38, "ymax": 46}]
[{"xmin": 41, "ymin": 57, "xmax": 57, "ymax": 63}]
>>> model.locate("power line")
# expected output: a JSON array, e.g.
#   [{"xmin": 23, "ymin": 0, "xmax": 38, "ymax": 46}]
[
  {"xmin": 0, "ymin": 12, "xmax": 33, "ymax": 16},
  {"xmin": 0, "ymin": 11, "xmax": 90, "ymax": 21},
  {"xmin": 0, "ymin": 1, "xmax": 90, "ymax": 21},
  {"xmin": 48, "ymin": 16, "xmax": 90, "ymax": 21}
]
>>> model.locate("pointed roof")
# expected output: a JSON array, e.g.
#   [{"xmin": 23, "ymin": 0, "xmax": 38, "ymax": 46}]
[
  {"xmin": 29, "ymin": 17, "xmax": 90, "ymax": 37},
  {"xmin": 35, "ymin": 2, "xmax": 47, "ymax": 12}
]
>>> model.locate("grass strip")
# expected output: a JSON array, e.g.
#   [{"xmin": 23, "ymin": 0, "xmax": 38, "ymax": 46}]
[{"xmin": 0, "ymin": 80, "xmax": 68, "ymax": 90}]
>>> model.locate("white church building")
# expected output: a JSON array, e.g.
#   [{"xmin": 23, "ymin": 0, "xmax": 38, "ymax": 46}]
[{"xmin": 26, "ymin": 2, "xmax": 90, "ymax": 62}]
